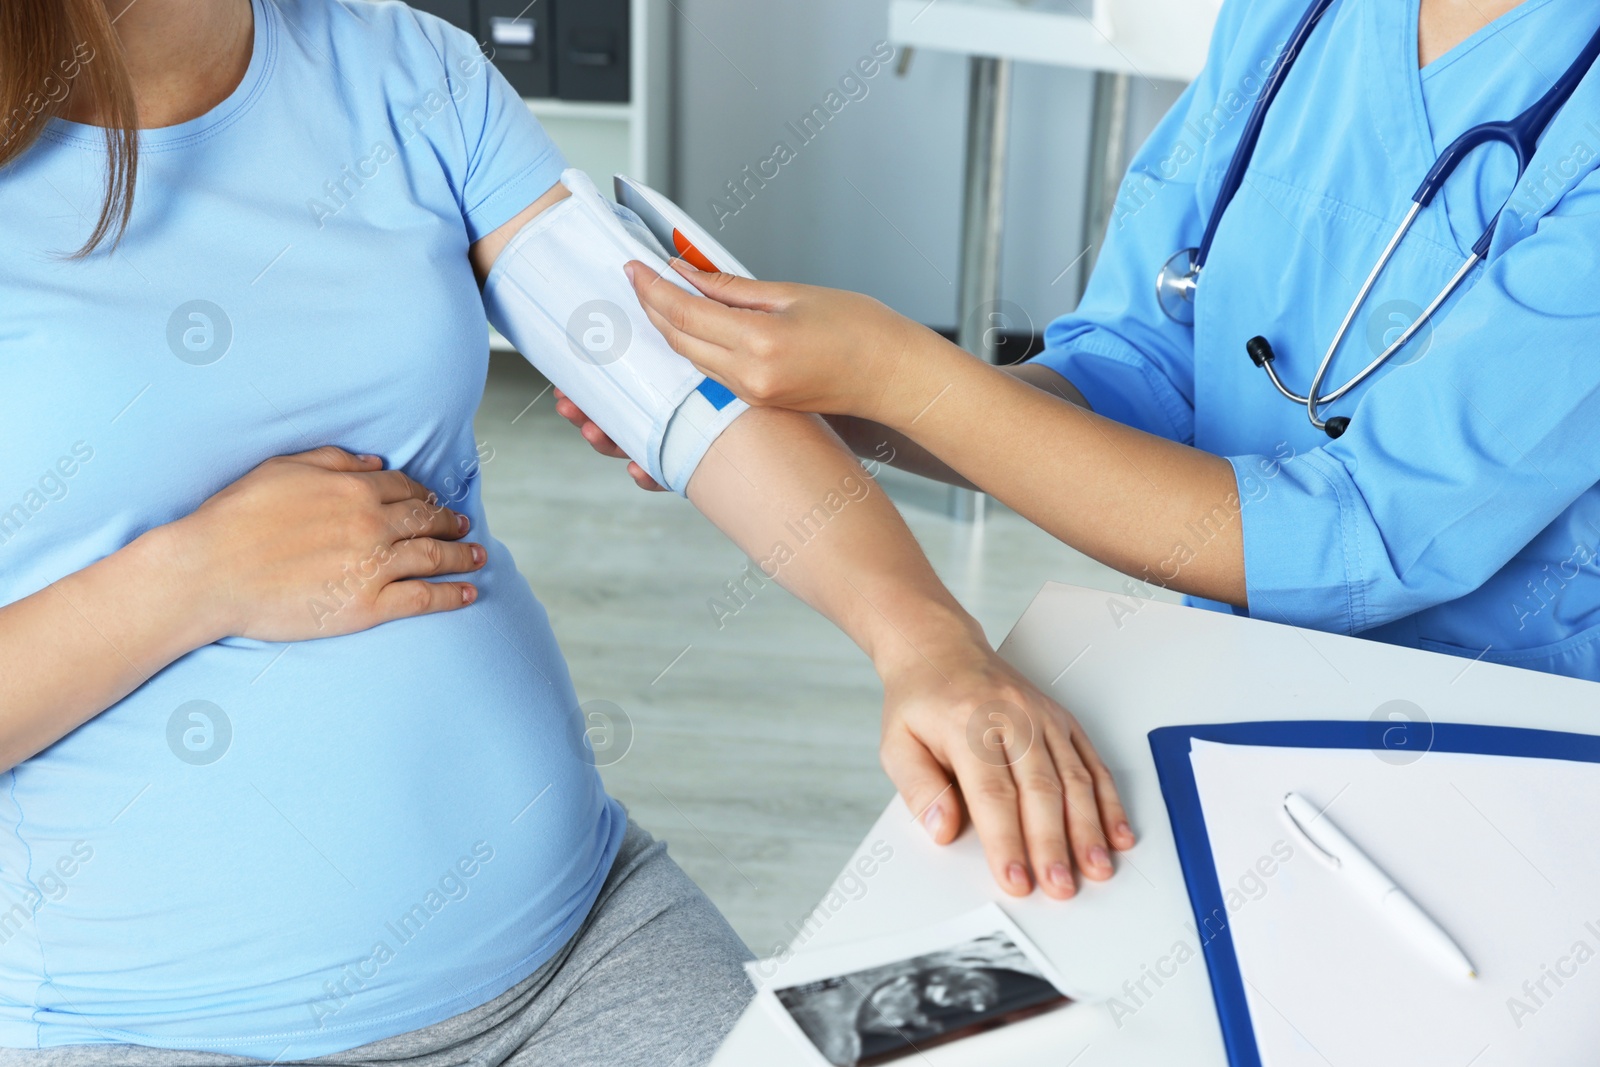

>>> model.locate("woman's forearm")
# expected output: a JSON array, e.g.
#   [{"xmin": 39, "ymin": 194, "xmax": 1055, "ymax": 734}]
[
  {"xmin": 685, "ymin": 407, "xmax": 983, "ymax": 668},
  {"xmin": 0, "ymin": 526, "xmax": 220, "ymax": 772},
  {"xmin": 683, "ymin": 407, "xmax": 1139, "ymax": 897},
  {"xmin": 875, "ymin": 332, "xmax": 1247, "ymax": 606}
]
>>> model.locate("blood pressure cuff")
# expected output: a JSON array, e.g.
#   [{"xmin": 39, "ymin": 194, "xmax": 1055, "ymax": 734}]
[{"xmin": 482, "ymin": 168, "xmax": 749, "ymax": 494}]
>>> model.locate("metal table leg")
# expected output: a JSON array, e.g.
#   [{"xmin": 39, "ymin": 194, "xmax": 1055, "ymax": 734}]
[
  {"xmin": 949, "ymin": 54, "xmax": 1013, "ymax": 522},
  {"xmin": 1079, "ymin": 70, "xmax": 1131, "ymax": 300}
]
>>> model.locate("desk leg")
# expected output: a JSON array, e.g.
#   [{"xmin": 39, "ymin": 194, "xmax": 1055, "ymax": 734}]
[
  {"xmin": 950, "ymin": 54, "xmax": 1012, "ymax": 523},
  {"xmin": 1078, "ymin": 70, "xmax": 1131, "ymax": 301}
]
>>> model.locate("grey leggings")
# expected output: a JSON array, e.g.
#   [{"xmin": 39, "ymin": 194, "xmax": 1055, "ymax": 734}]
[{"xmin": 0, "ymin": 820, "xmax": 755, "ymax": 1067}]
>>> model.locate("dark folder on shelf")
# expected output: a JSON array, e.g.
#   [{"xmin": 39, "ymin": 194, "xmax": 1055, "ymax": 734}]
[
  {"xmin": 554, "ymin": 0, "xmax": 630, "ymax": 102},
  {"xmin": 478, "ymin": 0, "xmax": 555, "ymax": 98}
]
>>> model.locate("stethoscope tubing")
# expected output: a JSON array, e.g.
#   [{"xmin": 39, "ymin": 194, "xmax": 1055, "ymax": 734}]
[
  {"xmin": 1191, "ymin": 0, "xmax": 1341, "ymax": 275},
  {"xmin": 1168, "ymin": 1, "xmax": 1600, "ymax": 434}
]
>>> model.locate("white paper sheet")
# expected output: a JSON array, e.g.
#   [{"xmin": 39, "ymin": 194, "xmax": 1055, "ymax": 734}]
[{"xmin": 1187, "ymin": 738, "xmax": 1600, "ymax": 1067}]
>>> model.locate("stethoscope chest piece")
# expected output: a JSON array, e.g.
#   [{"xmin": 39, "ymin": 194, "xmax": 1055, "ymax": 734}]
[{"xmin": 1156, "ymin": 247, "xmax": 1201, "ymax": 325}]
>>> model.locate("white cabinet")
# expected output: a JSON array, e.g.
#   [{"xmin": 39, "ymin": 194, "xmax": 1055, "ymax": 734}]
[
  {"xmin": 493, "ymin": 0, "xmax": 671, "ymax": 353},
  {"xmin": 523, "ymin": 0, "xmax": 671, "ymax": 189}
]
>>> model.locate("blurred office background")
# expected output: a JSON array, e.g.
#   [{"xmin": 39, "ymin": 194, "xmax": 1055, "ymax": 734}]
[
  {"xmin": 424, "ymin": 0, "xmax": 1193, "ymax": 952},
  {"xmin": 673, "ymin": 1, "xmax": 1183, "ymax": 338}
]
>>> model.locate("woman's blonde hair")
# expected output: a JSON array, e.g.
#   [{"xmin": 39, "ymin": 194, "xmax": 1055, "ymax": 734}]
[{"xmin": 0, "ymin": 0, "xmax": 138, "ymax": 255}]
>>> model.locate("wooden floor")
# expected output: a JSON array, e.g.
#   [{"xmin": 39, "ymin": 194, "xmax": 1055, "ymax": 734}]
[{"xmin": 474, "ymin": 354, "xmax": 1136, "ymax": 954}]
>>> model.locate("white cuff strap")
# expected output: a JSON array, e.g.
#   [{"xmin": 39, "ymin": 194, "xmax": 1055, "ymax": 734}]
[{"xmin": 482, "ymin": 168, "xmax": 748, "ymax": 494}]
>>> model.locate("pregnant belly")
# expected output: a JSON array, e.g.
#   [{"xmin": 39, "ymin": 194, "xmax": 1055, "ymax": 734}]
[{"xmin": 0, "ymin": 560, "xmax": 620, "ymax": 1056}]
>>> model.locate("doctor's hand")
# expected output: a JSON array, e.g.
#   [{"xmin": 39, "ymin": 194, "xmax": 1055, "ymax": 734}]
[
  {"xmin": 876, "ymin": 632, "xmax": 1136, "ymax": 899},
  {"xmin": 624, "ymin": 259, "xmax": 921, "ymax": 422},
  {"xmin": 552, "ymin": 388, "xmax": 665, "ymax": 491},
  {"xmin": 169, "ymin": 447, "xmax": 485, "ymax": 643}
]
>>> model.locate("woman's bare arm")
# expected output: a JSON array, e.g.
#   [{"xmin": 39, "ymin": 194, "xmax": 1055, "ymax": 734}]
[
  {"xmin": 471, "ymin": 193, "xmax": 1135, "ymax": 897},
  {"xmin": 0, "ymin": 528, "xmax": 216, "ymax": 771},
  {"xmin": 688, "ymin": 409, "xmax": 1133, "ymax": 898}
]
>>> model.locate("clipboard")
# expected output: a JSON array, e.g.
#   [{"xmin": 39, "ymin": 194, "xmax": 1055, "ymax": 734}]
[{"xmin": 1147, "ymin": 719, "xmax": 1600, "ymax": 1067}]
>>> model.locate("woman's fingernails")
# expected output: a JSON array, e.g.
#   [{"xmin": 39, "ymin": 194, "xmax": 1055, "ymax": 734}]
[
  {"xmin": 1049, "ymin": 863, "xmax": 1073, "ymax": 889},
  {"xmin": 1007, "ymin": 863, "xmax": 1030, "ymax": 891},
  {"xmin": 1117, "ymin": 821, "xmax": 1134, "ymax": 843},
  {"xmin": 1089, "ymin": 845, "xmax": 1110, "ymax": 870},
  {"xmin": 623, "ymin": 262, "xmax": 638, "ymax": 284},
  {"xmin": 471, "ymin": 544, "xmax": 485, "ymax": 566},
  {"xmin": 457, "ymin": 514, "xmax": 470, "ymax": 534},
  {"xmin": 921, "ymin": 804, "xmax": 943, "ymax": 838},
  {"xmin": 461, "ymin": 586, "xmax": 476, "ymax": 605}
]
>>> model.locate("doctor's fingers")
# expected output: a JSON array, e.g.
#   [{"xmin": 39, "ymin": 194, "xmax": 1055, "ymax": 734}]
[
  {"xmin": 560, "ymin": 390, "xmax": 614, "ymax": 444},
  {"xmin": 634, "ymin": 293, "xmax": 742, "ymax": 386},
  {"xmin": 554, "ymin": 390, "xmax": 627, "ymax": 459},
  {"xmin": 552, "ymin": 390, "xmax": 668, "ymax": 491},
  {"xmin": 624, "ymin": 460, "xmax": 667, "ymax": 492},
  {"xmin": 626, "ymin": 261, "xmax": 759, "ymax": 355},
  {"xmin": 551, "ymin": 388, "xmax": 595, "ymax": 434},
  {"xmin": 667, "ymin": 257, "xmax": 794, "ymax": 312}
]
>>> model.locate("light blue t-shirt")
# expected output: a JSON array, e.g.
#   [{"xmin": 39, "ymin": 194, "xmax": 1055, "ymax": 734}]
[
  {"xmin": 0, "ymin": 0, "xmax": 624, "ymax": 1057},
  {"xmin": 1035, "ymin": 0, "xmax": 1600, "ymax": 678}
]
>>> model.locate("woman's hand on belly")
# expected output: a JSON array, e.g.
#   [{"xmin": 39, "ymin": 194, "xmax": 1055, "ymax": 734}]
[
  {"xmin": 171, "ymin": 446, "xmax": 485, "ymax": 642},
  {"xmin": 0, "ymin": 448, "xmax": 482, "ymax": 771}
]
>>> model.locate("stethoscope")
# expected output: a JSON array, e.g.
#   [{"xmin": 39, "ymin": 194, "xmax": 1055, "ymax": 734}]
[{"xmin": 1155, "ymin": 0, "xmax": 1600, "ymax": 437}]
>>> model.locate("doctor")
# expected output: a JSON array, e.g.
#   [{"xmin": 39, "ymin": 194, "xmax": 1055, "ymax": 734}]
[{"xmin": 574, "ymin": 0, "xmax": 1600, "ymax": 682}]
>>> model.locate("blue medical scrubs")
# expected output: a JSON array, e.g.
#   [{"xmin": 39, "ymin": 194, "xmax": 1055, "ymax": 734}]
[{"xmin": 1033, "ymin": 0, "xmax": 1600, "ymax": 679}]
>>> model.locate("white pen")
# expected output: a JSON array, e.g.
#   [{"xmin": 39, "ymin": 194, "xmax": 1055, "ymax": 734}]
[{"xmin": 1282, "ymin": 791, "xmax": 1477, "ymax": 979}]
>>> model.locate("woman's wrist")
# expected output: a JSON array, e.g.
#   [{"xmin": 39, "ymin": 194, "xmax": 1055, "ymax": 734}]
[
  {"xmin": 131, "ymin": 518, "xmax": 237, "ymax": 648},
  {"xmin": 38, "ymin": 522, "xmax": 234, "ymax": 695},
  {"xmin": 865, "ymin": 595, "xmax": 991, "ymax": 683}
]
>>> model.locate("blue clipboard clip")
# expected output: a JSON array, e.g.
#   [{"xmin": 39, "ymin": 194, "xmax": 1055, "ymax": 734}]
[{"xmin": 1147, "ymin": 720, "xmax": 1600, "ymax": 1067}]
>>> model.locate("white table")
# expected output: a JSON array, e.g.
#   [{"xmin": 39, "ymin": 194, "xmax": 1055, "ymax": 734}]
[
  {"xmin": 712, "ymin": 581, "xmax": 1600, "ymax": 1064},
  {"xmin": 890, "ymin": 0, "xmax": 1217, "ymax": 82}
]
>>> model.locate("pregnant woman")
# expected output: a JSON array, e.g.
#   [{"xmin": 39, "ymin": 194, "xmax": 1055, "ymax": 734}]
[{"xmin": 0, "ymin": 0, "xmax": 1131, "ymax": 1063}]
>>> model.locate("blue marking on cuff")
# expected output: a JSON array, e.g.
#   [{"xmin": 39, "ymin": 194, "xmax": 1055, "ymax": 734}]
[{"xmin": 695, "ymin": 378, "xmax": 737, "ymax": 410}]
